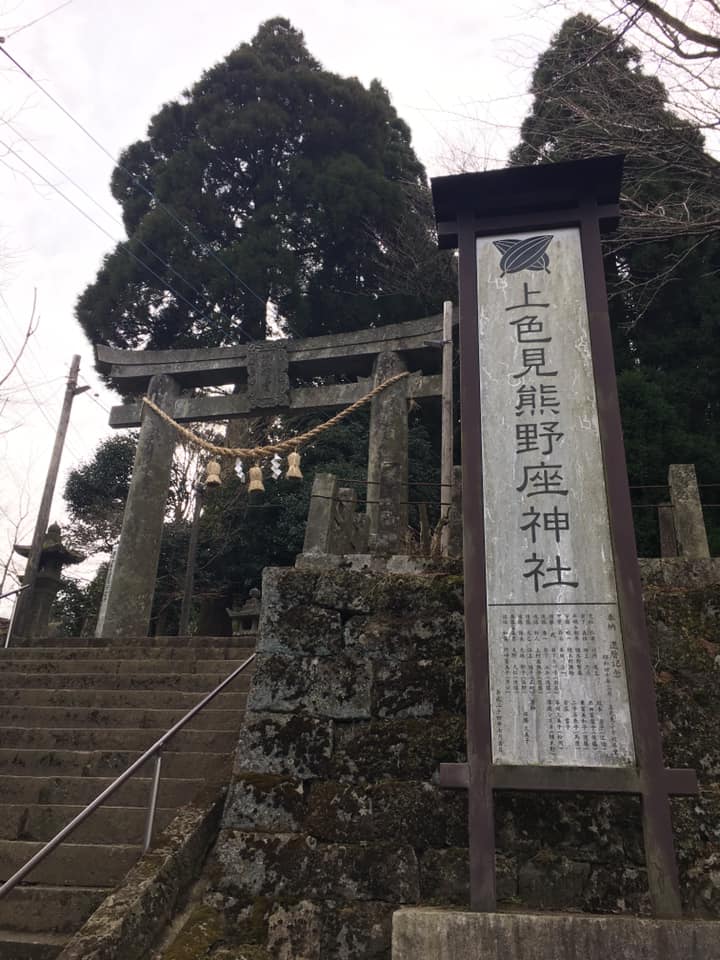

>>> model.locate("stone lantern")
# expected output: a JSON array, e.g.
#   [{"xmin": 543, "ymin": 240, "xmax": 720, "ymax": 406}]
[
  {"xmin": 226, "ymin": 587, "xmax": 261, "ymax": 635},
  {"xmin": 13, "ymin": 523, "xmax": 85, "ymax": 640}
]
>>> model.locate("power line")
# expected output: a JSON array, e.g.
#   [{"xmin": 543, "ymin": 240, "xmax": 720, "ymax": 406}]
[
  {"xmin": 0, "ymin": 297, "xmax": 87, "ymax": 463},
  {"xmin": 0, "ymin": 294, "xmax": 86, "ymax": 455},
  {"xmin": 78, "ymin": 375, "xmax": 111, "ymax": 415},
  {"xmin": 0, "ymin": 293, "xmax": 84, "ymax": 455},
  {"xmin": 0, "ymin": 328, "xmax": 82, "ymax": 459},
  {"xmin": 0, "ymin": 44, "xmax": 303, "ymax": 339},
  {"xmin": 2, "ymin": 0, "xmax": 74, "ymax": 40},
  {"xmin": 0, "ymin": 376, "xmax": 65, "ymax": 395},
  {"xmin": 2, "ymin": 118, "xmax": 255, "ymax": 342},
  {"xmin": 0, "ymin": 143, "xmax": 227, "ymax": 333}
]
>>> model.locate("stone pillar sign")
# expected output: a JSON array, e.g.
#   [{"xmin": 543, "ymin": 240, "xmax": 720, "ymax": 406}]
[
  {"xmin": 478, "ymin": 227, "xmax": 634, "ymax": 767},
  {"xmin": 431, "ymin": 156, "xmax": 697, "ymax": 919}
]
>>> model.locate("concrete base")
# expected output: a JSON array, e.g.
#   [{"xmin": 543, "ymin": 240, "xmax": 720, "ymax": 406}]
[{"xmin": 392, "ymin": 908, "xmax": 720, "ymax": 960}]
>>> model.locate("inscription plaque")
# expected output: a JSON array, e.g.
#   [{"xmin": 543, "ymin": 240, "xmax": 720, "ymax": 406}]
[
  {"xmin": 246, "ymin": 343, "xmax": 290, "ymax": 409},
  {"xmin": 477, "ymin": 227, "xmax": 635, "ymax": 767}
]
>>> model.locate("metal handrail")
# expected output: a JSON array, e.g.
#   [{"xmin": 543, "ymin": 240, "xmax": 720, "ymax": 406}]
[{"xmin": 0, "ymin": 651, "xmax": 256, "ymax": 899}]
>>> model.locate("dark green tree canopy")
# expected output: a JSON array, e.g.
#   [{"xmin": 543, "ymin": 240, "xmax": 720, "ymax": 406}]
[
  {"xmin": 510, "ymin": 14, "xmax": 719, "ymax": 242},
  {"xmin": 77, "ymin": 17, "xmax": 452, "ymax": 352},
  {"xmin": 512, "ymin": 14, "xmax": 720, "ymax": 550}
]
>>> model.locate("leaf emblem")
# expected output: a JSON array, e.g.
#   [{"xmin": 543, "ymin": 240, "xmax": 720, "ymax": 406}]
[{"xmin": 492, "ymin": 235, "xmax": 553, "ymax": 276}]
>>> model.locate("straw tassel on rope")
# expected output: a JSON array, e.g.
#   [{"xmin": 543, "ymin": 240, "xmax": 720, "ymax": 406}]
[
  {"xmin": 247, "ymin": 464, "xmax": 265, "ymax": 494},
  {"xmin": 286, "ymin": 451, "xmax": 303, "ymax": 480}
]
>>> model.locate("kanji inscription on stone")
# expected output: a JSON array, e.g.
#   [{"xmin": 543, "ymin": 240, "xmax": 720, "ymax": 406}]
[
  {"xmin": 477, "ymin": 227, "xmax": 635, "ymax": 767},
  {"xmin": 246, "ymin": 343, "xmax": 290, "ymax": 409}
]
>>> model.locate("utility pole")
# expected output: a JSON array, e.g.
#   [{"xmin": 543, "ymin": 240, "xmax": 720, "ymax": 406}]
[{"xmin": 8, "ymin": 355, "xmax": 89, "ymax": 643}]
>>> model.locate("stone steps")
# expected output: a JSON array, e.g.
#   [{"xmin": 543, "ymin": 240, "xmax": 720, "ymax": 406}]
[
  {"xmin": 0, "ymin": 726, "xmax": 236, "ymax": 753},
  {"xmin": 0, "ymin": 930, "xmax": 67, "ymax": 960},
  {"xmin": 0, "ymin": 705, "xmax": 242, "ymax": 729},
  {"xmin": 0, "ymin": 803, "xmax": 176, "ymax": 843},
  {"xmin": 0, "ymin": 748, "xmax": 231, "ymax": 779},
  {"xmin": 5, "ymin": 635, "xmax": 254, "ymax": 649},
  {"xmin": 1, "ymin": 644, "xmax": 254, "ymax": 661},
  {"xmin": 0, "ymin": 840, "xmax": 142, "ymax": 886},
  {"xmin": 0, "ymin": 885, "xmax": 107, "ymax": 932},
  {"xmin": 0, "ymin": 657, "xmax": 249, "ymax": 674},
  {"xmin": 0, "ymin": 687, "xmax": 247, "ymax": 709},
  {"xmin": 0, "ymin": 633, "xmax": 255, "ymax": 958},
  {"xmin": 0, "ymin": 671, "xmax": 251, "ymax": 691},
  {"xmin": 0, "ymin": 772, "xmax": 207, "ymax": 807}
]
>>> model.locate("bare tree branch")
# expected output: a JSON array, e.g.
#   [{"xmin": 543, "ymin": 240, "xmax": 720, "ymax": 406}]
[
  {"xmin": 622, "ymin": 0, "xmax": 720, "ymax": 57},
  {"xmin": 0, "ymin": 287, "xmax": 38, "ymax": 389}
]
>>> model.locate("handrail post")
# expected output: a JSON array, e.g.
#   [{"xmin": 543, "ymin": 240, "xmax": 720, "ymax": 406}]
[{"xmin": 143, "ymin": 753, "xmax": 163, "ymax": 853}]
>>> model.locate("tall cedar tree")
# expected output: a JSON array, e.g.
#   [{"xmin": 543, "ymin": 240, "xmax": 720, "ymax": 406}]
[
  {"xmin": 511, "ymin": 15, "xmax": 720, "ymax": 550},
  {"xmin": 76, "ymin": 18, "xmax": 453, "ymax": 350}
]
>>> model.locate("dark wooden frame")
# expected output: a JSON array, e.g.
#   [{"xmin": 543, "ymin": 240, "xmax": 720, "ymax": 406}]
[{"xmin": 431, "ymin": 158, "xmax": 697, "ymax": 918}]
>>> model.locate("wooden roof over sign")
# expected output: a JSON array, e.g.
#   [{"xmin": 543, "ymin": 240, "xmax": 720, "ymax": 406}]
[{"xmin": 431, "ymin": 154, "xmax": 624, "ymax": 249}]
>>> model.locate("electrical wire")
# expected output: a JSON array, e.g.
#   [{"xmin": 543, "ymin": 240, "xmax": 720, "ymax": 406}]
[
  {"xmin": 0, "ymin": 44, "xmax": 306, "ymax": 340},
  {"xmin": 0, "ymin": 296, "xmax": 86, "ymax": 457},
  {"xmin": 0, "ymin": 143, "xmax": 225, "ymax": 332},
  {"xmin": 2, "ymin": 118, "xmax": 255, "ymax": 342},
  {"xmin": 0, "ymin": 376, "xmax": 65, "ymax": 395},
  {"xmin": 2, "ymin": 0, "xmax": 74, "ymax": 40},
  {"xmin": 0, "ymin": 328, "xmax": 83, "ymax": 459},
  {"xmin": 78, "ymin": 375, "xmax": 111, "ymax": 415}
]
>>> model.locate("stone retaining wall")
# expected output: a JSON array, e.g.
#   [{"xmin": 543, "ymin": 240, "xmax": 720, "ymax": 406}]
[{"xmin": 202, "ymin": 567, "xmax": 719, "ymax": 959}]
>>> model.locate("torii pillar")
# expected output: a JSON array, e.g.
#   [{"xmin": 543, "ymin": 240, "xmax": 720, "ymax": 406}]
[
  {"xmin": 99, "ymin": 374, "xmax": 180, "ymax": 638},
  {"xmin": 366, "ymin": 351, "xmax": 409, "ymax": 555}
]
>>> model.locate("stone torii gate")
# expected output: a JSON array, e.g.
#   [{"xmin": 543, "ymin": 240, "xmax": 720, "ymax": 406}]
[{"xmin": 96, "ymin": 313, "xmax": 449, "ymax": 638}]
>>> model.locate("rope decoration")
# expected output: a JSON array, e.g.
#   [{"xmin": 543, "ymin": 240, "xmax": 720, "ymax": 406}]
[{"xmin": 141, "ymin": 370, "xmax": 410, "ymax": 460}]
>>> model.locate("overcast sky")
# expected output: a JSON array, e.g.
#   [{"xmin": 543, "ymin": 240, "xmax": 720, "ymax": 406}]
[{"xmin": 0, "ymin": 0, "xmax": 595, "ymax": 610}]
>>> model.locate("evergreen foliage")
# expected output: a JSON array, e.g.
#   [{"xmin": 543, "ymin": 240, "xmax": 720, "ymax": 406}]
[
  {"xmin": 63, "ymin": 433, "xmax": 137, "ymax": 552},
  {"xmin": 512, "ymin": 15, "xmax": 720, "ymax": 551},
  {"xmin": 51, "ymin": 567, "xmax": 107, "ymax": 637},
  {"xmin": 76, "ymin": 17, "xmax": 453, "ymax": 352}
]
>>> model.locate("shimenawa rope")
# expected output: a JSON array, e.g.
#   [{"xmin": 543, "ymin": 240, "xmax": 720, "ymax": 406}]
[{"xmin": 141, "ymin": 371, "xmax": 410, "ymax": 460}]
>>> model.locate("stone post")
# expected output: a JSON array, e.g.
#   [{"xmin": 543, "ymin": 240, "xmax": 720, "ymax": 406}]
[
  {"xmin": 366, "ymin": 351, "xmax": 408, "ymax": 555},
  {"xmin": 331, "ymin": 487, "xmax": 360, "ymax": 555},
  {"xmin": 99, "ymin": 374, "xmax": 180, "ymax": 638},
  {"xmin": 301, "ymin": 476, "xmax": 368, "ymax": 558},
  {"xmin": 302, "ymin": 474, "xmax": 339, "ymax": 555},
  {"xmin": 657, "ymin": 505, "xmax": 678, "ymax": 558},
  {"xmin": 668, "ymin": 464, "xmax": 710, "ymax": 559}
]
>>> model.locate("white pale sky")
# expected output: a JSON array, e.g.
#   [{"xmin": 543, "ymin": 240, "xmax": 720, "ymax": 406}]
[{"xmin": 0, "ymin": 0, "xmax": 605, "ymax": 610}]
